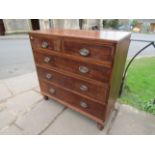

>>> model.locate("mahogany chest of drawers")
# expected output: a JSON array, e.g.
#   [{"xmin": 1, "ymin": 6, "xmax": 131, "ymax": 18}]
[{"xmin": 29, "ymin": 29, "xmax": 131, "ymax": 130}]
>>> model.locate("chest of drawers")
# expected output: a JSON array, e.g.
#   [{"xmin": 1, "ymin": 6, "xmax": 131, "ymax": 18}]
[{"xmin": 29, "ymin": 29, "xmax": 131, "ymax": 130}]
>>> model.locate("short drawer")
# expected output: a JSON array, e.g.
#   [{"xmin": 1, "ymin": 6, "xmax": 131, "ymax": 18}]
[
  {"xmin": 34, "ymin": 51, "xmax": 112, "ymax": 83},
  {"xmin": 40, "ymin": 80, "xmax": 105, "ymax": 119},
  {"xmin": 37, "ymin": 66, "xmax": 108, "ymax": 103},
  {"xmin": 30, "ymin": 35, "xmax": 61, "ymax": 51},
  {"xmin": 62, "ymin": 39, "xmax": 114, "ymax": 61}
]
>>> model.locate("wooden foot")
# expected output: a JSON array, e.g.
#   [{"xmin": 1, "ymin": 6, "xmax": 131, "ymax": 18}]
[
  {"xmin": 97, "ymin": 123, "xmax": 104, "ymax": 130},
  {"xmin": 44, "ymin": 95, "xmax": 49, "ymax": 100}
]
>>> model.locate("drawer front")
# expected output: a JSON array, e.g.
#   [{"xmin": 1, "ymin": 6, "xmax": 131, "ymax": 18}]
[
  {"xmin": 62, "ymin": 39, "xmax": 114, "ymax": 61},
  {"xmin": 37, "ymin": 67, "xmax": 108, "ymax": 102},
  {"xmin": 30, "ymin": 36, "xmax": 61, "ymax": 51},
  {"xmin": 34, "ymin": 51, "xmax": 111, "ymax": 83},
  {"xmin": 40, "ymin": 80, "xmax": 105, "ymax": 119}
]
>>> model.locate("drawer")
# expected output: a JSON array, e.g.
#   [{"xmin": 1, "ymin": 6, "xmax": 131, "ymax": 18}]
[
  {"xmin": 40, "ymin": 80, "xmax": 105, "ymax": 119},
  {"xmin": 30, "ymin": 35, "xmax": 61, "ymax": 51},
  {"xmin": 37, "ymin": 66, "xmax": 108, "ymax": 103},
  {"xmin": 62, "ymin": 39, "xmax": 114, "ymax": 61},
  {"xmin": 34, "ymin": 51, "xmax": 111, "ymax": 83}
]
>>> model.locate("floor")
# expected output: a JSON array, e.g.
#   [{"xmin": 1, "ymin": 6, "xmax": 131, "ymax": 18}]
[{"xmin": 0, "ymin": 72, "xmax": 155, "ymax": 135}]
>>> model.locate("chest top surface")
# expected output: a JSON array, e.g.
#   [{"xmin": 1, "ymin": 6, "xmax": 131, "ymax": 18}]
[{"xmin": 29, "ymin": 29, "xmax": 131, "ymax": 43}]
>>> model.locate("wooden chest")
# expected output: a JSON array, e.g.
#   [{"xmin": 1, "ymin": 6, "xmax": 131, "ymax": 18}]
[{"xmin": 29, "ymin": 29, "xmax": 131, "ymax": 130}]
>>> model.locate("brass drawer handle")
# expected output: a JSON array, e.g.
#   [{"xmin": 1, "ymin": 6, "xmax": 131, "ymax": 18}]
[
  {"xmin": 79, "ymin": 101, "xmax": 88, "ymax": 108},
  {"xmin": 80, "ymin": 85, "xmax": 88, "ymax": 91},
  {"xmin": 46, "ymin": 73, "xmax": 53, "ymax": 79},
  {"xmin": 30, "ymin": 36, "xmax": 34, "ymax": 40},
  {"xmin": 79, "ymin": 48, "xmax": 90, "ymax": 57},
  {"xmin": 49, "ymin": 88, "xmax": 56, "ymax": 94},
  {"xmin": 44, "ymin": 57, "xmax": 51, "ymax": 63},
  {"xmin": 42, "ymin": 41, "xmax": 48, "ymax": 48},
  {"xmin": 79, "ymin": 66, "xmax": 89, "ymax": 74}
]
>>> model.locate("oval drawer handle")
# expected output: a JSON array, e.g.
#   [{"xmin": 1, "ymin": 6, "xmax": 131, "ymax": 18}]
[
  {"xmin": 46, "ymin": 73, "xmax": 53, "ymax": 79},
  {"xmin": 30, "ymin": 36, "xmax": 34, "ymax": 40},
  {"xmin": 44, "ymin": 57, "xmax": 51, "ymax": 63},
  {"xmin": 79, "ymin": 48, "xmax": 90, "ymax": 57},
  {"xmin": 80, "ymin": 85, "xmax": 88, "ymax": 91},
  {"xmin": 79, "ymin": 101, "xmax": 88, "ymax": 109},
  {"xmin": 49, "ymin": 88, "xmax": 56, "ymax": 94},
  {"xmin": 79, "ymin": 66, "xmax": 89, "ymax": 74},
  {"xmin": 42, "ymin": 41, "xmax": 48, "ymax": 48}
]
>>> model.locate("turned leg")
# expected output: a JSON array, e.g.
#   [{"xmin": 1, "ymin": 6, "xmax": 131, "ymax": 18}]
[
  {"xmin": 44, "ymin": 95, "xmax": 49, "ymax": 100},
  {"xmin": 97, "ymin": 123, "xmax": 104, "ymax": 130}
]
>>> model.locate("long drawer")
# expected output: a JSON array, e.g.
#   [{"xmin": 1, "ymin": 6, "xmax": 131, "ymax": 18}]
[
  {"xmin": 39, "ymin": 80, "xmax": 106, "ymax": 119},
  {"xmin": 34, "ymin": 51, "xmax": 112, "ymax": 83},
  {"xmin": 37, "ymin": 66, "xmax": 108, "ymax": 103}
]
